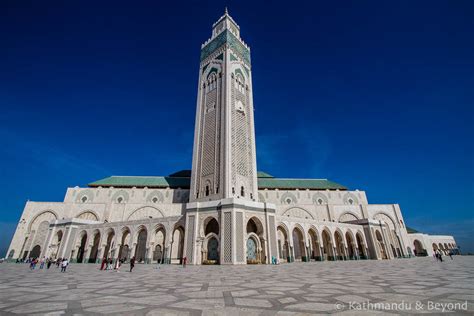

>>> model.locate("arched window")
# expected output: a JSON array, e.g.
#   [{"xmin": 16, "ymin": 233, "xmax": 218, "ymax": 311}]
[
  {"xmin": 81, "ymin": 196, "xmax": 88, "ymax": 203},
  {"xmin": 205, "ymin": 185, "xmax": 210, "ymax": 197},
  {"xmin": 240, "ymin": 186, "xmax": 245, "ymax": 197},
  {"xmin": 205, "ymin": 218, "xmax": 219, "ymax": 235},
  {"xmin": 207, "ymin": 73, "xmax": 217, "ymax": 91}
]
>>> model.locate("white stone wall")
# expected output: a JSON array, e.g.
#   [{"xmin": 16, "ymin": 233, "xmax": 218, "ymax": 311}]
[
  {"xmin": 258, "ymin": 189, "xmax": 369, "ymax": 206},
  {"xmin": 408, "ymin": 233, "xmax": 457, "ymax": 257},
  {"xmin": 6, "ymin": 186, "xmax": 189, "ymax": 260},
  {"xmin": 5, "ymin": 184, "xmax": 458, "ymax": 264}
]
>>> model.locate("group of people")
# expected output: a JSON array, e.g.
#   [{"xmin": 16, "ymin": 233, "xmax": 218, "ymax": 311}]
[
  {"xmin": 21, "ymin": 255, "xmax": 190, "ymax": 273},
  {"xmin": 100, "ymin": 257, "xmax": 129, "ymax": 272},
  {"xmin": 434, "ymin": 250, "xmax": 454, "ymax": 262},
  {"xmin": 99, "ymin": 256, "xmax": 136, "ymax": 272},
  {"xmin": 24, "ymin": 257, "xmax": 69, "ymax": 272}
]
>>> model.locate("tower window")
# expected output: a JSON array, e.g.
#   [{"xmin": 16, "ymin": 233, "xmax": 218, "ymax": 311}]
[
  {"xmin": 152, "ymin": 197, "xmax": 158, "ymax": 203},
  {"xmin": 232, "ymin": 187, "xmax": 235, "ymax": 194},
  {"xmin": 117, "ymin": 197, "xmax": 123, "ymax": 203},
  {"xmin": 205, "ymin": 186, "xmax": 210, "ymax": 197},
  {"xmin": 241, "ymin": 186, "xmax": 245, "ymax": 197},
  {"xmin": 81, "ymin": 196, "xmax": 88, "ymax": 203}
]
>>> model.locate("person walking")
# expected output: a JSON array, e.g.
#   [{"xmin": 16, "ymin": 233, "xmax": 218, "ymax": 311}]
[
  {"xmin": 114, "ymin": 258, "xmax": 120, "ymax": 272},
  {"xmin": 61, "ymin": 258, "xmax": 69, "ymax": 272},
  {"xmin": 40, "ymin": 257, "xmax": 45, "ymax": 269},
  {"xmin": 47, "ymin": 258, "xmax": 52, "ymax": 269},
  {"xmin": 100, "ymin": 258, "xmax": 106, "ymax": 270},
  {"xmin": 130, "ymin": 256, "xmax": 135, "ymax": 272},
  {"xmin": 182, "ymin": 256, "xmax": 187, "ymax": 268},
  {"xmin": 449, "ymin": 251, "xmax": 453, "ymax": 260}
]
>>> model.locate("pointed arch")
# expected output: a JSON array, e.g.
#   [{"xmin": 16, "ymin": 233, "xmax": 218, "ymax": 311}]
[
  {"xmin": 76, "ymin": 210, "xmax": 100, "ymax": 221},
  {"xmin": 127, "ymin": 206, "xmax": 165, "ymax": 221},
  {"xmin": 282, "ymin": 207, "xmax": 314, "ymax": 220}
]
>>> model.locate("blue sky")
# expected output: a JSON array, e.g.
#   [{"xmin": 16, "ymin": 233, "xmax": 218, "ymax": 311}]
[{"xmin": 0, "ymin": 1, "xmax": 473, "ymax": 256}]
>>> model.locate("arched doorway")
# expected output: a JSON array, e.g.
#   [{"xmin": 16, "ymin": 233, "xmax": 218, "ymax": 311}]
[
  {"xmin": 118, "ymin": 228, "xmax": 131, "ymax": 262},
  {"xmin": 277, "ymin": 226, "xmax": 289, "ymax": 262},
  {"xmin": 103, "ymin": 230, "xmax": 115, "ymax": 260},
  {"xmin": 170, "ymin": 226, "xmax": 184, "ymax": 264},
  {"xmin": 76, "ymin": 233, "xmax": 87, "ymax": 263},
  {"xmin": 356, "ymin": 232, "xmax": 367, "ymax": 259},
  {"xmin": 202, "ymin": 217, "xmax": 219, "ymax": 264},
  {"xmin": 246, "ymin": 237, "xmax": 257, "ymax": 261},
  {"xmin": 135, "ymin": 228, "xmax": 148, "ymax": 263},
  {"xmin": 322, "ymin": 229, "xmax": 333, "ymax": 260},
  {"xmin": 292, "ymin": 227, "xmax": 305, "ymax": 261},
  {"xmin": 153, "ymin": 227, "xmax": 165, "ymax": 263},
  {"xmin": 89, "ymin": 232, "xmax": 100, "ymax": 263},
  {"xmin": 413, "ymin": 239, "xmax": 425, "ymax": 256},
  {"xmin": 334, "ymin": 231, "xmax": 345, "ymax": 260},
  {"xmin": 30, "ymin": 245, "xmax": 41, "ymax": 258},
  {"xmin": 51, "ymin": 230, "xmax": 63, "ymax": 259},
  {"xmin": 247, "ymin": 217, "xmax": 265, "ymax": 263},
  {"xmin": 308, "ymin": 229, "xmax": 321, "ymax": 261},
  {"xmin": 345, "ymin": 232, "xmax": 356, "ymax": 259},
  {"xmin": 375, "ymin": 230, "xmax": 388, "ymax": 259},
  {"xmin": 207, "ymin": 237, "xmax": 219, "ymax": 261}
]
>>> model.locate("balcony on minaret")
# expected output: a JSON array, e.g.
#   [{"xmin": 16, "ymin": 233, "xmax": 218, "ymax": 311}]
[{"xmin": 211, "ymin": 8, "xmax": 240, "ymax": 39}]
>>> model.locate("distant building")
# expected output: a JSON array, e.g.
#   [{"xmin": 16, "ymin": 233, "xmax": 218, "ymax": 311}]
[{"xmin": 6, "ymin": 10, "xmax": 457, "ymax": 264}]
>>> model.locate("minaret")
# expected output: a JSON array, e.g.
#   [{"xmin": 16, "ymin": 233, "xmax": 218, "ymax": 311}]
[
  {"xmin": 189, "ymin": 9, "xmax": 258, "ymax": 203},
  {"xmin": 185, "ymin": 10, "xmax": 277, "ymax": 265}
]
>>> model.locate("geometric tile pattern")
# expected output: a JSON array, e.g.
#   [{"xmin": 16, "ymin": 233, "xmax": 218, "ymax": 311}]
[{"xmin": 0, "ymin": 257, "xmax": 472, "ymax": 315}]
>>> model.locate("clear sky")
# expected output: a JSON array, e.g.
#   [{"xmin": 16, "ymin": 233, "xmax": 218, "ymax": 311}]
[{"xmin": 1, "ymin": 1, "xmax": 473, "ymax": 256}]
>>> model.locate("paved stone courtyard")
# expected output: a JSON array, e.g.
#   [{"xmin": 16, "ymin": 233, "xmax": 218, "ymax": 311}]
[{"xmin": 0, "ymin": 257, "xmax": 473, "ymax": 315}]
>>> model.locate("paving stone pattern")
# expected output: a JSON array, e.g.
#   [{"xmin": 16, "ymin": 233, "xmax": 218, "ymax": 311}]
[{"xmin": 0, "ymin": 257, "xmax": 473, "ymax": 315}]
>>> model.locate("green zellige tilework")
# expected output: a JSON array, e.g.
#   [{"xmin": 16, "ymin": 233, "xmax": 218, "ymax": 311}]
[
  {"xmin": 89, "ymin": 174, "xmax": 347, "ymax": 190},
  {"xmin": 200, "ymin": 30, "xmax": 250, "ymax": 64}
]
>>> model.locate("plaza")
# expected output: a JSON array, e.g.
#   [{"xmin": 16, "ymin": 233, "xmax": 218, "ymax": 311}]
[
  {"xmin": 6, "ymin": 9, "xmax": 457, "ymax": 268},
  {"xmin": 0, "ymin": 257, "xmax": 472, "ymax": 315}
]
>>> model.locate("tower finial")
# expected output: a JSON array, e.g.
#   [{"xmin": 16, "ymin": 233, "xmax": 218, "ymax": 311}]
[{"xmin": 225, "ymin": 6, "xmax": 228, "ymax": 15}]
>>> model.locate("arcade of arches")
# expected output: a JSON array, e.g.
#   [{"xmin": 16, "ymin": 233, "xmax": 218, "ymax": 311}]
[{"xmin": 276, "ymin": 225, "xmax": 369, "ymax": 262}]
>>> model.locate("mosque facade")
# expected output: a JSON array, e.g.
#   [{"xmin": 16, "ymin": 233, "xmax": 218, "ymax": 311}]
[{"xmin": 6, "ymin": 11, "xmax": 458, "ymax": 264}]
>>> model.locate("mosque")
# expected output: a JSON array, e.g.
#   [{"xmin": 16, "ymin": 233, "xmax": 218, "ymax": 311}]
[{"xmin": 6, "ymin": 10, "xmax": 458, "ymax": 264}]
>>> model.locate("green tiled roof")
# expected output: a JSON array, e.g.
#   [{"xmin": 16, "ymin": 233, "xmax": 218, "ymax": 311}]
[
  {"xmin": 406, "ymin": 227, "xmax": 419, "ymax": 234},
  {"xmin": 257, "ymin": 178, "xmax": 346, "ymax": 190},
  {"xmin": 88, "ymin": 171, "xmax": 347, "ymax": 190},
  {"xmin": 88, "ymin": 176, "xmax": 190, "ymax": 188},
  {"xmin": 257, "ymin": 171, "xmax": 274, "ymax": 178}
]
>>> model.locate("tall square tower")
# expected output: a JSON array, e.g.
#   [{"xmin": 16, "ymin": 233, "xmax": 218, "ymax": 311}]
[{"xmin": 185, "ymin": 9, "xmax": 277, "ymax": 265}]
